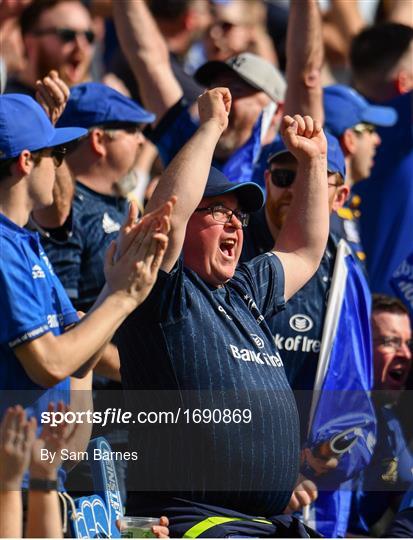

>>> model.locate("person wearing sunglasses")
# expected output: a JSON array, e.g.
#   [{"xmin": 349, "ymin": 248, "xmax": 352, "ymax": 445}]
[
  {"xmin": 348, "ymin": 294, "xmax": 413, "ymax": 537},
  {"xmin": 5, "ymin": 0, "xmax": 95, "ymax": 96},
  {"xmin": 240, "ymin": 133, "xmax": 379, "ymax": 536},
  {"xmin": 323, "ymin": 84, "xmax": 397, "ymax": 264}
]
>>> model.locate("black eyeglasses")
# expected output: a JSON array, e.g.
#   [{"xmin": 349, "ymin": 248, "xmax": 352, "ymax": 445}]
[
  {"xmin": 352, "ymin": 123, "xmax": 376, "ymax": 135},
  {"xmin": 270, "ymin": 168, "xmax": 343, "ymax": 189},
  {"xmin": 195, "ymin": 204, "xmax": 250, "ymax": 228},
  {"xmin": 32, "ymin": 27, "xmax": 95, "ymax": 44},
  {"xmin": 34, "ymin": 147, "xmax": 67, "ymax": 167},
  {"xmin": 51, "ymin": 147, "xmax": 67, "ymax": 167},
  {"xmin": 374, "ymin": 335, "xmax": 413, "ymax": 353}
]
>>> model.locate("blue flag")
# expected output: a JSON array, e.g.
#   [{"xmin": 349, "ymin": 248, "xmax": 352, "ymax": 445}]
[
  {"xmin": 304, "ymin": 240, "xmax": 377, "ymax": 537},
  {"xmin": 390, "ymin": 252, "xmax": 413, "ymax": 320}
]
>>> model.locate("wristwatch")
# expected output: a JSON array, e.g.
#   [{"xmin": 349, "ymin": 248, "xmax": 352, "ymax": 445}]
[{"xmin": 29, "ymin": 478, "xmax": 58, "ymax": 492}]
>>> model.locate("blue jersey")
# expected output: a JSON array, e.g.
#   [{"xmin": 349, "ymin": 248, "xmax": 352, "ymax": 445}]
[
  {"xmin": 348, "ymin": 405, "xmax": 413, "ymax": 535},
  {"xmin": 0, "ymin": 212, "xmax": 76, "ymax": 422},
  {"xmin": 353, "ymin": 91, "xmax": 413, "ymax": 294},
  {"xmin": 117, "ymin": 253, "xmax": 300, "ymax": 525},
  {"xmin": 40, "ymin": 182, "xmax": 128, "ymax": 311}
]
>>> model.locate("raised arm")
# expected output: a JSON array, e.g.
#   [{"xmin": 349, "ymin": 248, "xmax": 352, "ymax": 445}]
[
  {"xmin": 113, "ymin": 0, "xmax": 182, "ymax": 123},
  {"xmin": 273, "ymin": 115, "xmax": 328, "ymax": 301},
  {"xmin": 284, "ymin": 0, "xmax": 324, "ymax": 122},
  {"xmin": 144, "ymin": 88, "xmax": 231, "ymax": 272}
]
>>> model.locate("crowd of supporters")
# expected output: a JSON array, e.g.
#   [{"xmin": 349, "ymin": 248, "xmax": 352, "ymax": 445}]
[{"xmin": 0, "ymin": 0, "xmax": 412, "ymax": 537}]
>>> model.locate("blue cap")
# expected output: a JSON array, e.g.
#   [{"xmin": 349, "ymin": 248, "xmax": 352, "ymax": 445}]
[
  {"xmin": 268, "ymin": 132, "xmax": 346, "ymax": 179},
  {"xmin": 323, "ymin": 84, "xmax": 397, "ymax": 137},
  {"xmin": 0, "ymin": 94, "xmax": 87, "ymax": 160},
  {"xmin": 57, "ymin": 82, "xmax": 155, "ymax": 129},
  {"xmin": 203, "ymin": 166, "xmax": 264, "ymax": 212}
]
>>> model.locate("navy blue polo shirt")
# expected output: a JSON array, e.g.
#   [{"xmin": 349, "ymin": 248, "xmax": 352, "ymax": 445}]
[
  {"xmin": 117, "ymin": 253, "xmax": 300, "ymax": 521},
  {"xmin": 0, "ymin": 212, "xmax": 76, "ymax": 492},
  {"xmin": 40, "ymin": 182, "xmax": 129, "ymax": 311},
  {"xmin": 348, "ymin": 405, "xmax": 413, "ymax": 535}
]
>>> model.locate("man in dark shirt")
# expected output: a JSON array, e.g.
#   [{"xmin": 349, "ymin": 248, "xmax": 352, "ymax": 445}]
[
  {"xmin": 241, "ymin": 134, "xmax": 376, "ymax": 537},
  {"xmin": 116, "ymin": 87, "xmax": 330, "ymax": 537}
]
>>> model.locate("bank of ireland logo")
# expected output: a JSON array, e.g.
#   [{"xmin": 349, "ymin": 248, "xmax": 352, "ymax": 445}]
[
  {"xmin": 250, "ymin": 334, "xmax": 264, "ymax": 349},
  {"xmin": 289, "ymin": 314, "xmax": 313, "ymax": 332}
]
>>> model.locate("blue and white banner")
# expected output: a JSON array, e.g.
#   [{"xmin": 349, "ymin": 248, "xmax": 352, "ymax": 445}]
[
  {"xmin": 304, "ymin": 240, "xmax": 377, "ymax": 537},
  {"xmin": 70, "ymin": 438, "xmax": 123, "ymax": 538},
  {"xmin": 390, "ymin": 252, "xmax": 413, "ymax": 320}
]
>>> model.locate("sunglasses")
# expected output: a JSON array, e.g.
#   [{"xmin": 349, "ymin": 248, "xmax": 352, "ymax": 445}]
[
  {"xmin": 34, "ymin": 147, "xmax": 67, "ymax": 167},
  {"xmin": 270, "ymin": 168, "xmax": 344, "ymax": 189},
  {"xmin": 33, "ymin": 27, "xmax": 95, "ymax": 44},
  {"xmin": 352, "ymin": 123, "xmax": 376, "ymax": 135}
]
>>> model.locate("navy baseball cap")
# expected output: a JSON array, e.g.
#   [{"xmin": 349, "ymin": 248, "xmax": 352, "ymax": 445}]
[
  {"xmin": 268, "ymin": 132, "xmax": 346, "ymax": 179},
  {"xmin": 57, "ymin": 82, "xmax": 156, "ymax": 129},
  {"xmin": 0, "ymin": 94, "xmax": 87, "ymax": 160},
  {"xmin": 203, "ymin": 166, "xmax": 264, "ymax": 212},
  {"xmin": 323, "ymin": 84, "xmax": 397, "ymax": 137}
]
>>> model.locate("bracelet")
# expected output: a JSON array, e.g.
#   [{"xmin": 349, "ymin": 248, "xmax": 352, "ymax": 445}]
[{"xmin": 29, "ymin": 478, "xmax": 58, "ymax": 492}]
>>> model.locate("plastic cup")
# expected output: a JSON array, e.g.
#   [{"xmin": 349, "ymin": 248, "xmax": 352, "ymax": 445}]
[{"xmin": 120, "ymin": 516, "xmax": 158, "ymax": 538}]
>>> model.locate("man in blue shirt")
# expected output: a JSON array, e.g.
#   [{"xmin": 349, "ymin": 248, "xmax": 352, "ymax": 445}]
[
  {"xmin": 0, "ymin": 93, "xmax": 173, "ymax": 487},
  {"xmin": 323, "ymin": 84, "xmax": 397, "ymax": 263},
  {"xmin": 113, "ymin": 0, "xmax": 285, "ymax": 185},
  {"xmin": 348, "ymin": 294, "xmax": 413, "ymax": 535},
  {"xmin": 349, "ymin": 23, "xmax": 413, "ymax": 294},
  {"xmin": 117, "ymin": 86, "xmax": 330, "ymax": 536},
  {"xmin": 31, "ymin": 82, "xmax": 157, "ymax": 501}
]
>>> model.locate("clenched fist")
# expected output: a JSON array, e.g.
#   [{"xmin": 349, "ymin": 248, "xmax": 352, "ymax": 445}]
[
  {"xmin": 281, "ymin": 114, "xmax": 327, "ymax": 163},
  {"xmin": 198, "ymin": 87, "xmax": 231, "ymax": 133}
]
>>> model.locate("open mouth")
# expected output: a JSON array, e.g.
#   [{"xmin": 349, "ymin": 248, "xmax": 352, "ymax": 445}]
[
  {"xmin": 219, "ymin": 238, "xmax": 236, "ymax": 258},
  {"xmin": 387, "ymin": 366, "xmax": 408, "ymax": 384}
]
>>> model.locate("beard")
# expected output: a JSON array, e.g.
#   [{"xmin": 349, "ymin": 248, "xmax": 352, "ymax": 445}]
[
  {"xmin": 265, "ymin": 191, "xmax": 293, "ymax": 232},
  {"xmin": 35, "ymin": 45, "xmax": 91, "ymax": 86}
]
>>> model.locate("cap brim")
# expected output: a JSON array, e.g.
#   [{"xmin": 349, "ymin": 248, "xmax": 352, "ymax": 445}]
[
  {"xmin": 361, "ymin": 105, "xmax": 397, "ymax": 127},
  {"xmin": 48, "ymin": 127, "xmax": 88, "ymax": 148},
  {"xmin": 195, "ymin": 61, "xmax": 234, "ymax": 87},
  {"xmin": 220, "ymin": 182, "xmax": 265, "ymax": 212}
]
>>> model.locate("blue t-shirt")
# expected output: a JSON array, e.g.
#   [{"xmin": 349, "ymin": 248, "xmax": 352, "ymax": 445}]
[
  {"xmin": 40, "ymin": 182, "xmax": 128, "ymax": 311},
  {"xmin": 353, "ymin": 91, "xmax": 413, "ymax": 294},
  {"xmin": 348, "ymin": 405, "xmax": 413, "ymax": 535},
  {"xmin": 117, "ymin": 253, "xmax": 300, "ymax": 521},
  {"xmin": 0, "ymin": 212, "xmax": 76, "ymax": 423}
]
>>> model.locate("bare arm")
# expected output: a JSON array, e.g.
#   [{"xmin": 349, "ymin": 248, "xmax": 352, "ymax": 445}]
[
  {"xmin": 113, "ymin": 0, "xmax": 182, "ymax": 123},
  {"xmin": 284, "ymin": 0, "xmax": 324, "ymax": 123},
  {"xmin": 32, "ymin": 70, "xmax": 74, "ymax": 227},
  {"xmin": 93, "ymin": 342, "xmax": 121, "ymax": 382},
  {"xmin": 385, "ymin": 0, "xmax": 413, "ymax": 26},
  {"xmin": 144, "ymin": 88, "xmax": 231, "ymax": 272},
  {"xmin": 32, "ymin": 163, "xmax": 74, "ymax": 227},
  {"xmin": 14, "ymin": 204, "xmax": 172, "ymax": 387},
  {"xmin": 273, "ymin": 115, "xmax": 328, "ymax": 302}
]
